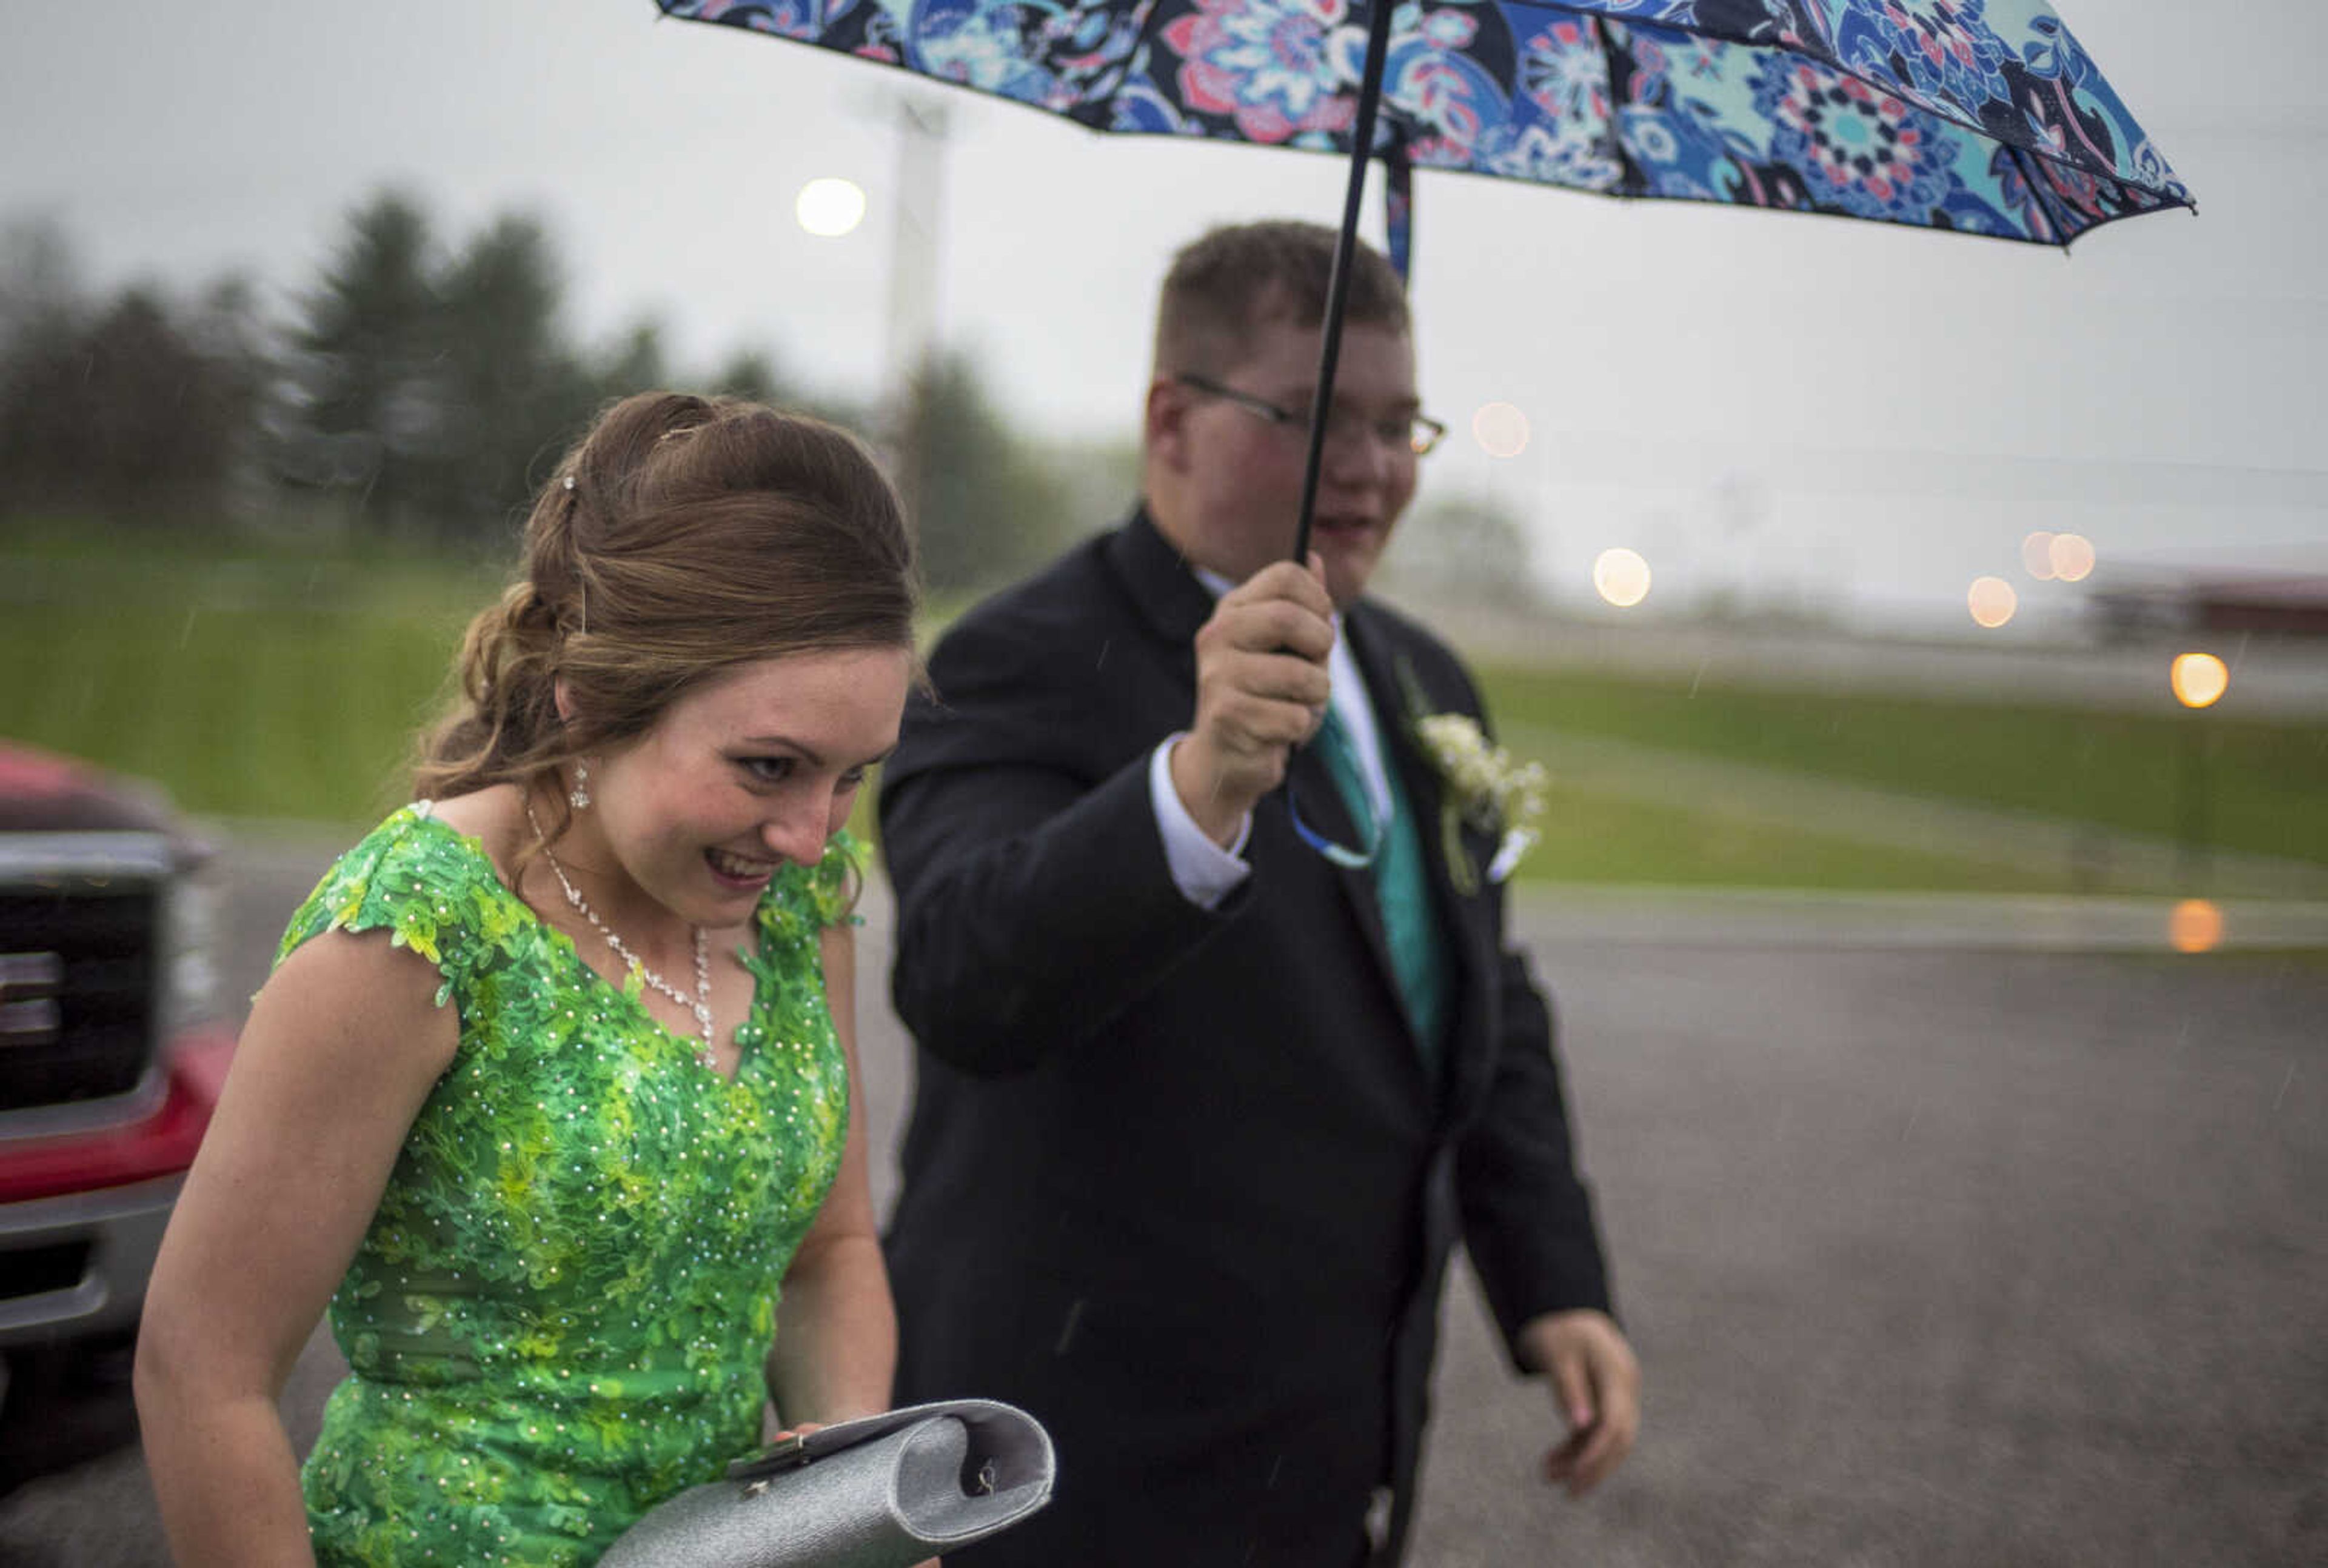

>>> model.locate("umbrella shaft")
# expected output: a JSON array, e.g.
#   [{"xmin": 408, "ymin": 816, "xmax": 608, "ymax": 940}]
[{"xmin": 1292, "ymin": 0, "xmax": 1398, "ymax": 567}]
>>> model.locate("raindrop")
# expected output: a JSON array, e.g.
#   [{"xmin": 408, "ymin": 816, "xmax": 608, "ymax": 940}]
[{"xmin": 1052, "ymin": 1298, "xmax": 1085, "ymax": 1356}]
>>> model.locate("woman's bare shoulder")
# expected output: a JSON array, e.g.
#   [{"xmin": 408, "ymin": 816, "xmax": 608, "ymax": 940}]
[
  {"xmin": 266, "ymin": 918, "xmax": 458, "ymax": 1038},
  {"xmin": 420, "ymin": 784, "xmax": 529, "ymax": 884}
]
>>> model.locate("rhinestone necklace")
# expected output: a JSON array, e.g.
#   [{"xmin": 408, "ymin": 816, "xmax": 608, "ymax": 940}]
[{"xmin": 527, "ymin": 804, "xmax": 715, "ymax": 1066}]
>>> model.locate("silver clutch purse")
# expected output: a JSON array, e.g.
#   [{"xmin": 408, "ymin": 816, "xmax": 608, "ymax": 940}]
[{"xmin": 597, "ymin": 1399, "xmax": 1055, "ymax": 1567}]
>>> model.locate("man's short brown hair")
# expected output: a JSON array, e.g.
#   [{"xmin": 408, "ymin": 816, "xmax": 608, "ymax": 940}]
[{"xmin": 1152, "ymin": 221, "xmax": 1410, "ymax": 376}]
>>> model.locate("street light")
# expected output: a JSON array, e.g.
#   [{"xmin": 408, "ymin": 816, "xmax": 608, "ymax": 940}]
[
  {"xmin": 1593, "ymin": 548, "xmax": 1651, "ymax": 608},
  {"xmin": 2168, "ymin": 898, "xmax": 2224, "ymax": 955},
  {"xmin": 2170, "ymin": 652, "xmax": 2229, "ymax": 887},
  {"xmin": 795, "ymin": 177, "xmax": 868, "ymax": 238},
  {"xmin": 2170, "ymin": 652, "xmax": 2228, "ymax": 709},
  {"xmin": 1471, "ymin": 401, "xmax": 1530, "ymax": 459},
  {"xmin": 1968, "ymin": 575, "xmax": 2017, "ymax": 629},
  {"xmin": 2050, "ymin": 532, "xmax": 2096, "ymax": 582}
]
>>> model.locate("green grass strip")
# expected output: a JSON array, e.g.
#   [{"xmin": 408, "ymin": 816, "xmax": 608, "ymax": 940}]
[
  {"xmin": 9, "ymin": 524, "xmax": 2320, "ymax": 893},
  {"xmin": 1508, "ymin": 782, "xmax": 2065, "ymax": 893},
  {"xmin": 1477, "ymin": 664, "xmax": 2328, "ymax": 867},
  {"xmin": 6, "ymin": 600, "xmax": 461, "ymax": 825}
]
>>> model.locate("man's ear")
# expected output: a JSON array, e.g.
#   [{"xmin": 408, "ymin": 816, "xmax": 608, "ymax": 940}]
[{"xmin": 1144, "ymin": 377, "xmax": 1191, "ymax": 473}]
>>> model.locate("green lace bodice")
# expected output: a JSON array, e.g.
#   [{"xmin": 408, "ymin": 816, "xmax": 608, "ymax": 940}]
[{"xmin": 280, "ymin": 804, "xmax": 859, "ymax": 1566}]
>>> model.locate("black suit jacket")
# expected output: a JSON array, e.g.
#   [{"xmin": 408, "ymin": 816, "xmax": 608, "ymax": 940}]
[{"xmin": 880, "ymin": 510, "xmax": 1613, "ymax": 1566}]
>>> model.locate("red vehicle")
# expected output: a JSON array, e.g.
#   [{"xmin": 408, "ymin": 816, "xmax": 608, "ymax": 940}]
[{"xmin": 0, "ymin": 742, "xmax": 233, "ymax": 1466}]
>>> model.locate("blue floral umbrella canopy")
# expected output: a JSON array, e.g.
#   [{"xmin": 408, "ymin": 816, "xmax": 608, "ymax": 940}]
[
  {"xmin": 657, "ymin": 0, "xmax": 2192, "ymax": 259},
  {"xmin": 658, "ymin": 0, "xmax": 2189, "ymax": 558}
]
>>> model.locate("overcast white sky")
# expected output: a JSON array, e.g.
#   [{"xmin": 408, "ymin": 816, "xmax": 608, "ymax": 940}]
[{"xmin": 5, "ymin": 1, "xmax": 2321, "ymax": 628}]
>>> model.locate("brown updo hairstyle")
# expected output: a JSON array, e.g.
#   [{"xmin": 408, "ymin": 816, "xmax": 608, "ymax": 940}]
[{"xmin": 414, "ymin": 392, "xmax": 918, "ymax": 841}]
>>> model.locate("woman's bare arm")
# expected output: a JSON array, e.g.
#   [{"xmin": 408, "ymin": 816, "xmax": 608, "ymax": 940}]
[
  {"xmin": 764, "ymin": 922, "xmax": 899, "ymax": 1430},
  {"xmin": 135, "ymin": 929, "xmax": 458, "ymax": 1566}
]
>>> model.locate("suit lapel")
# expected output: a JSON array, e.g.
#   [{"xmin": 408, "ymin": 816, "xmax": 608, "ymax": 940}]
[{"xmin": 1346, "ymin": 606, "xmax": 1497, "ymax": 1108}]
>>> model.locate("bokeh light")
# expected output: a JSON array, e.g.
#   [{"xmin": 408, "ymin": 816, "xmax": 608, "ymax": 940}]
[
  {"xmin": 1471, "ymin": 401, "xmax": 1530, "ymax": 459},
  {"xmin": 1593, "ymin": 548, "xmax": 1651, "ymax": 608},
  {"xmin": 1967, "ymin": 576, "xmax": 2018, "ymax": 629},
  {"xmin": 2021, "ymin": 531, "xmax": 2057, "ymax": 581},
  {"xmin": 2170, "ymin": 652, "xmax": 2229, "ymax": 709},
  {"xmin": 2050, "ymin": 532, "xmax": 2096, "ymax": 582},
  {"xmin": 795, "ymin": 178, "xmax": 867, "ymax": 238},
  {"xmin": 2168, "ymin": 898, "xmax": 2224, "ymax": 955}
]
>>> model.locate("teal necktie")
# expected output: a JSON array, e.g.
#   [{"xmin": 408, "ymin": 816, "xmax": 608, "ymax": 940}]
[{"xmin": 1313, "ymin": 706, "xmax": 1451, "ymax": 1062}]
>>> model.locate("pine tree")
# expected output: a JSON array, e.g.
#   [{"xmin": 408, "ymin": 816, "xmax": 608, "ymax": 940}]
[{"xmin": 278, "ymin": 190, "xmax": 443, "ymax": 532}]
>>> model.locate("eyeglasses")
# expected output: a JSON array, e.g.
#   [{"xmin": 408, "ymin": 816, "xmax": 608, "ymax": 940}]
[{"xmin": 1174, "ymin": 373, "xmax": 1448, "ymax": 458}]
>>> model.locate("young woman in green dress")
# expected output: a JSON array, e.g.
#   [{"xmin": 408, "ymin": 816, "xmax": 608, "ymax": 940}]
[{"xmin": 136, "ymin": 392, "xmax": 921, "ymax": 1565}]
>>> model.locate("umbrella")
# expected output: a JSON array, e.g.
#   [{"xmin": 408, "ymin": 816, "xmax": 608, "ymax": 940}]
[{"xmin": 654, "ymin": 0, "xmax": 2192, "ymax": 556}]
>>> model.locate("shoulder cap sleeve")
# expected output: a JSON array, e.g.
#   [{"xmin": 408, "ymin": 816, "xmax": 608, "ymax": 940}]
[
  {"xmin": 800, "ymin": 827, "xmax": 868, "ymax": 930},
  {"xmin": 273, "ymin": 804, "xmax": 520, "ymax": 1009}
]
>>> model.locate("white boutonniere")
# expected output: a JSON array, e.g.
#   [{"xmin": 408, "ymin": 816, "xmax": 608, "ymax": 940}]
[{"xmin": 1413, "ymin": 712, "xmax": 1547, "ymax": 892}]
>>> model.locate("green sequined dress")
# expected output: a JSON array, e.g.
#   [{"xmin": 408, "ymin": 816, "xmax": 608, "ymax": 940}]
[{"xmin": 278, "ymin": 804, "xmax": 860, "ymax": 1566}]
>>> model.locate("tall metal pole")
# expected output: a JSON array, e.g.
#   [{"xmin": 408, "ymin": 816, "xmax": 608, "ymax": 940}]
[{"xmin": 885, "ymin": 96, "xmax": 948, "ymax": 529}]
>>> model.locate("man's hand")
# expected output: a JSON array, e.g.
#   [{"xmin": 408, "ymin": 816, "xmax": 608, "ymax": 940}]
[
  {"xmin": 1169, "ymin": 556, "xmax": 1336, "ymax": 847},
  {"xmin": 1517, "ymin": 1309, "xmax": 1640, "ymax": 1497}
]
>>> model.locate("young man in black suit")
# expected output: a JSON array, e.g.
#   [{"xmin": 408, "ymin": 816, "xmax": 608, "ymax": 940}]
[{"xmin": 878, "ymin": 220, "xmax": 1638, "ymax": 1566}]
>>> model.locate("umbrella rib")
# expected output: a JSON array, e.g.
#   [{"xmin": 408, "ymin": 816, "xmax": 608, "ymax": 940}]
[
  {"xmin": 1585, "ymin": 12, "xmax": 1645, "ymax": 201},
  {"xmin": 2005, "ymin": 138, "xmax": 2064, "ymax": 249}
]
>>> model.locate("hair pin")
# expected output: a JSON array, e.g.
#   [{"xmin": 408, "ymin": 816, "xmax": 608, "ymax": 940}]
[{"xmin": 562, "ymin": 475, "xmax": 577, "ymax": 492}]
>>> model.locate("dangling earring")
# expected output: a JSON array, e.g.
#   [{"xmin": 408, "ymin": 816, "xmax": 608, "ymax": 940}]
[{"xmin": 569, "ymin": 759, "xmax": 592, "ymax": 812}]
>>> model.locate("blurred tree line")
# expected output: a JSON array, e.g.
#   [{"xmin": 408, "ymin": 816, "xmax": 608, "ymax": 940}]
[{"xmin": 0, "ymin": 192, "xmax": 1084, "ymax": 593}]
